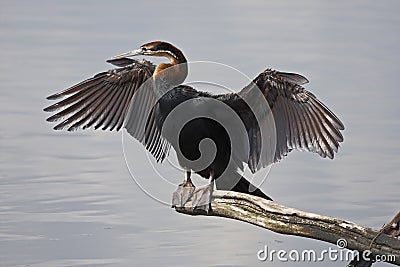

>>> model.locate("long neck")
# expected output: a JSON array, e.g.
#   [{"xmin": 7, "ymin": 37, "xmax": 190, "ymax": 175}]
[{"xmin": 152, "ymin": 50, "xmax": 188, "ymax": 96}]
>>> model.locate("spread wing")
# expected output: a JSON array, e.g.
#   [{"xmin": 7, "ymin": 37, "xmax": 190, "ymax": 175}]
[
  {"xmin": 233, "ymin": 69, "xmax": 344, "ymax": 172},
  {"xmin": 44, "ymin": 58, "xmax": 170, "ymax": 162}
]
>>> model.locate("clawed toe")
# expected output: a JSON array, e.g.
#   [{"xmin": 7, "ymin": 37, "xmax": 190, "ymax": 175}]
[
  {"xmin": 172, "ymin": 183, "xmax": 213, "ymax": 214},
  {"xmin": 191, "ymin": 183, "xmax": 213, "ymax": 211},
  {"xmin": 172, "ymin": 182, "xmax": 195, "ymax": 208}
]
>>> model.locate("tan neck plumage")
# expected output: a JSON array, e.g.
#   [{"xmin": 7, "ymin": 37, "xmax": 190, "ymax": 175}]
[{"xmin": 153, "ymin": 51, "xmax": 188, "ymax": 87}]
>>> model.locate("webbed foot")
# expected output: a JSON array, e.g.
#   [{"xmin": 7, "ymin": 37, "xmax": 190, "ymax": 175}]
[
  {"xmin": 172, "ymin": 179, "xmax": 195, "ymax": 208},
  {"xmin": 172, "ymin": 181, "xmax": 213, "ymax": 214},
  {"xmin": 191, "ymin": 183, "xmax": 213, "ymax": 214}
]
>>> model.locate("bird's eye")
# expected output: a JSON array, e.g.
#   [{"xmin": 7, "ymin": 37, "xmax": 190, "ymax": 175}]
[{"xmin": 141, "ymin": 47, "xmax": 147, "ymax": 51}]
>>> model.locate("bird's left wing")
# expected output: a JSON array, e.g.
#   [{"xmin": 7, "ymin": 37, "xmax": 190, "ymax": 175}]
[
  {"xmin": 227, "ymin": 69, "xmax": 344, "ymax": 172},
  {"xmin": 44, "ymin": 59, "xmax": 170, "ymax": 162}
]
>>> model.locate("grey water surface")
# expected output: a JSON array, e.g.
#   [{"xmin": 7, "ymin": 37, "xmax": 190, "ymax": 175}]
[{"xmin": 1, "ymin": 1, "xmax": 399, "ymax": 266}]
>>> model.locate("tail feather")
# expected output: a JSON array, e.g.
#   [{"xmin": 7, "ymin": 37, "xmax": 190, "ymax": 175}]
[
  {"xmin": 215, "ymin": 171, "xmax": 272, "ymax": 201},
  {"xmin": 230, "ymin": 176, "xmax": 272, "ymax": 200}
]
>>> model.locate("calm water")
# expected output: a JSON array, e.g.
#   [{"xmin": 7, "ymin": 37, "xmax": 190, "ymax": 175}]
[{"xmin": 1, "ymin": 1, "xmax": 399, "ymax": 266}]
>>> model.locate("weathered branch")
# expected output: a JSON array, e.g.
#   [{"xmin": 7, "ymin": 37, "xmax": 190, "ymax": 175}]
[
  {"xmin": 174, "ymin": 190, "xmax": 400, "ymax": 266},
  {"xmin": 383, "ymin": 212, "xmax": 400, "ymax": 238}
]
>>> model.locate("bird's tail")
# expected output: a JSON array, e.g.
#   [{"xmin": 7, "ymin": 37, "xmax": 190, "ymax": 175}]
[{"xmin": 215, "ymin": 171, "xmax": 272, "ymax": 201}]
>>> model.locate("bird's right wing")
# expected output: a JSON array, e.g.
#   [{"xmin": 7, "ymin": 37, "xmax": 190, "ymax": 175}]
[{"xmin": 44, "ymin": 59, "xmax": 170, "ymax": 162}]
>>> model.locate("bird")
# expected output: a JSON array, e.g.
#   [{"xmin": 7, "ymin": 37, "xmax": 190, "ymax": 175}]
[{"xmin": 44, "ymin": 41, "xmax": 344, "ymax": 211}]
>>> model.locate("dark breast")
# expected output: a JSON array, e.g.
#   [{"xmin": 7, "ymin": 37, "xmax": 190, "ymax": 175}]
[{"xmin": 154, "ymin": 85, "xmax": 231, "ymax": 179}]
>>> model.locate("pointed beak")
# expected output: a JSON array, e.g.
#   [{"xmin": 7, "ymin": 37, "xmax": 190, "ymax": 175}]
[{"xmin": 108, "ymin": 48, "xmax": 143, "ymax": 60}]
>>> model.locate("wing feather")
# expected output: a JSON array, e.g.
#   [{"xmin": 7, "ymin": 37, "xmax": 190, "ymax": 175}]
[
  {"xmin": 235, "ymin": 69, "xmax": 344, "ymax": 168},
  {"xmin": 44, "ymin": 59, "xmax": 170, "ymax": 162}
]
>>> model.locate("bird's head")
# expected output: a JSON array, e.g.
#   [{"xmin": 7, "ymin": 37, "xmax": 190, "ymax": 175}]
[
  {"xmin": 109, "ymin": 41, "xmax": 186, "ymax": 64},
  {"xmin": 109, "ymin": 41, "xmax": 188, "ymax": 86}
]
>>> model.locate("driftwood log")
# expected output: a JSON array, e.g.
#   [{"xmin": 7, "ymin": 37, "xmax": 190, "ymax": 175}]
[{"xmin": 174, "ymin": 190, "xmax": 400, "ymax": 266}]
